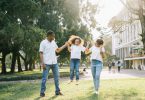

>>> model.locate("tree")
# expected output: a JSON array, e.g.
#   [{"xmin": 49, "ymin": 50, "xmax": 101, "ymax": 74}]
[
  {"xmin": 120, "ymin": 0, "xmax": 145, "ymax": 50},
  {"xmin": 0, "ymin": 0, "xmax": 99, "ymax": 74},
  {"xmin": 37, "ymin": 0, "xmax": 95, "ymax": 65},
  {"xmin": 0, "ymin": 0, "xmax": 41, "ymax": 73}
]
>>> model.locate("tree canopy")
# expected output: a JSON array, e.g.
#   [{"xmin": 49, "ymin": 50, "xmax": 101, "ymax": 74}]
[{"xmin": 0, "ymin": 0, "xmax": 99, "ymax": 74}]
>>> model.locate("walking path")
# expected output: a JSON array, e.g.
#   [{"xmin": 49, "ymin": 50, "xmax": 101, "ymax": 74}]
[
  {"xmin": 82, "ymin": 69, "xmax": 145, "ymax": 80},
  {"xmin": 1, "ymin": 69, "xmax": 145, "ymax": 84}
]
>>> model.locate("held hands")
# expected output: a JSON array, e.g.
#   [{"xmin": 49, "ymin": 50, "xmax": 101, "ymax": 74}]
[
  {"xmin": 65, "ymin": 41, "xmax": 70, "ymax": 47},
  {"xmin": 56, "ymin": 41, "xmax": 70, "ymax": 53}
]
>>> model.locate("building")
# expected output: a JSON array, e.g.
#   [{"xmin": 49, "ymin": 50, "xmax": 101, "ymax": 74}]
[{"xmin": 109, "ymin": 7, "xmax": 145, "ymax": 70}]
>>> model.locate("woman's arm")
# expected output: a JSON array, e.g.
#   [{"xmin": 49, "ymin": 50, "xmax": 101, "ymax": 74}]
[
  {"xmin": 85, "ymin": 49, "xmax": 91, "ymax": 55},
  {"xmin": 100, "ymin": 47, "xmax": 106, "ymax": 58},
  {"xmin": 67, "ymin": 44, "xmax": 71, "ymax": 52},
  {"xmin": 85, "ymin": 42, "xmax": 91, "ymax": 55}
]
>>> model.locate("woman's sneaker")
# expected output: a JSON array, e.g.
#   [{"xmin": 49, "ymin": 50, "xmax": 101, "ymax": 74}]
[
  {"xmin": 76, "ymin": 80, "xmax": 79, "ymax": 85},
  {"xmin": 95, "ymin": 91, "xmax": 99, "ymax": 95}
]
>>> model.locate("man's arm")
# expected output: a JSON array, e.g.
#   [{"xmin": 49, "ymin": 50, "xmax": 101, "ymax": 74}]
[
  {"xmin": 55, "ymin": 42, "xmax": 68, "ymax": 53},
  {"xmin": 40, "ymin": 52, "xmax": 46, "ymax": 70}
]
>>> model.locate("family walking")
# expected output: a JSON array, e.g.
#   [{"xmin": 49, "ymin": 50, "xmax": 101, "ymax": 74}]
[{"xmin": 39, "ymin": 30, "xmax": 105, "ymax": 97}]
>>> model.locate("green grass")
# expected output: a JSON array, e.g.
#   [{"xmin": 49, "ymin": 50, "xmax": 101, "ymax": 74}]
[
  {"xmin": 0, "ymin": 78, "xmax": 145, "ymax": 100},
  {"xmin": 0, "ymin": 67, "xmax": 71, "ymax": 81}
]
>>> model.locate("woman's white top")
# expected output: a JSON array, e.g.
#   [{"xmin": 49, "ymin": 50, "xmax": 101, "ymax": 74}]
[{"xmin": 90, "ymin": 46, "xmax": 105, "ymax": 62}]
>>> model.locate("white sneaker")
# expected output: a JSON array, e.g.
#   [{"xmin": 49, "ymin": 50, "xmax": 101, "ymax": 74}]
[
  {"xmin": 76, "ymin": 80, "xmax": 79, "ymax": 85},
  {"xmin": 68, "ymin": 80, "xmax": 73, "ymax": 84},
  {"xmin": 95, "ymin": 91, "xmax": 99, "ymax": 95}
]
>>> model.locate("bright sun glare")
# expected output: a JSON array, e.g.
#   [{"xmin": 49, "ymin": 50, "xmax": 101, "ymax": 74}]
[{"xmin": 91, "ymin": 0, "xmax": 123, "ymax": 39}]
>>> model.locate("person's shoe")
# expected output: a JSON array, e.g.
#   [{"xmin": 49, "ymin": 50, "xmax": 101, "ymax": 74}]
[
  {"xmin": 95, "ymin": 91, "xmax": 99, "ymax": 95},
  {"xmin": 76, "ymin": 80, "xmax": 79, "ymax": 85},
  {"xmin": 68, "ymin": 80, "xmax": 73, "ymax": 84},
  {"xmin": 40, "ymin": 93, "xmax": 45, "ymax": 97},
  {"xmin": 56, "ymin": 91, "xmax": 63, "ymax": 96}
]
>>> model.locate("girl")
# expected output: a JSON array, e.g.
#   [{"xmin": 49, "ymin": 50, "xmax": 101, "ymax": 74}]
[
  {"xmin": 67, "ymin": 36, "xmax": 86, "ymax": 85},
  {"xmin": 86, "ymin": 39, "xmax": 105, "ymax": 94}
]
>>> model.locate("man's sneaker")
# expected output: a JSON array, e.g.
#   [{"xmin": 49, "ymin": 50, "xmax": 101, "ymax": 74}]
[
  {"xmin": 40, "ymin": 93, "xmax": 45, "ymax": 97},
  {"xmin": 76, "ymin": 80, "xmax": 79, "ymax": 85},
  {"xmin": 56, "ymin": 91, "xmax": 63, "ymax": 96},
  {"xmin": 95, "ymin": 91, "xmax": 99, "ymax": 95}
]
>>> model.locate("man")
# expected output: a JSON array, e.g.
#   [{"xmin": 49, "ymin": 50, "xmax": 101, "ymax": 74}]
[{"xmin": 39, "ymin": 30, "xmax": 68, "ymax": 97}]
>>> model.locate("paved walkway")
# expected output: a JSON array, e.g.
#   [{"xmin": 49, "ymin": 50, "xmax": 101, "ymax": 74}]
[
  {"xmin": 81, "ymin": 69, "xmax": 145, "ymax": 80},
  {"xmin": 1, "ymin": 69, "xmax": 145, "ymax": 84}
]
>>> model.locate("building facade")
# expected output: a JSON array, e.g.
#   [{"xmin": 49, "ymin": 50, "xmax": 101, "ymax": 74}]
[{"xmin": 110, "ymin": 8, "xmax": 145, "ymax": 70}]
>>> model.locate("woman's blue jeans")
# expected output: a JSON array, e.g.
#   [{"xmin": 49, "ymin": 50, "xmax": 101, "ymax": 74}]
[{"xmin": 91, "ymin": 60, "xmax": 103, "ymax": 91}]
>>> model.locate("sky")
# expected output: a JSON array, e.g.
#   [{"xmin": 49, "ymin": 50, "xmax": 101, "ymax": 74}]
[{"xmin": 91, "ymin": 0, "xmax": 124, "ymax": 39}]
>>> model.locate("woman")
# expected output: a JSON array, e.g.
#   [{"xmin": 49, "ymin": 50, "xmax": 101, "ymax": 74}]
[
  {"xmin": 67, "ymin": 35, "xmax": 86, "ymax": 85},
  {"xmin": 85, "ymin": 39, "xmax": 105, "ymax": 94}
]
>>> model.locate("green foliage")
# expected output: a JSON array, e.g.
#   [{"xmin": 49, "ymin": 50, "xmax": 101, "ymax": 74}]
[
  {"xmin": 106, "ymin": 55, "xmax": 120, "ymax": 62},
  {"xmin": 0, "ymin": 0, "xmax": 95, "ymax": 73}
]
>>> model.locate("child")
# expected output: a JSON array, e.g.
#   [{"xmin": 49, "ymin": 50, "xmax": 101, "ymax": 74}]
[
  {"xmin": 85, "ymin": 39, "xmax": 105, "ymax": 94},
  {"xmin": 67, "ymin": 36, "xmax": 86, "ymax": 85}
]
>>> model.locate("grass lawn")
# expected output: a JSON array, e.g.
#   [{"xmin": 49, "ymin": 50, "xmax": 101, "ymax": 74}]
[
  {"xmin": 0, "ymin": 67, "xmax": 71, "ymax": 81},
  {"xmin": 0, "ymin": 78, "xmax": 145, "ymax": 100}
]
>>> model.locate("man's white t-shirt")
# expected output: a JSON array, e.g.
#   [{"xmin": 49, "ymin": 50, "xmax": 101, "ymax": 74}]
[
  {"xmin": 70, "ymin": 45, "xmax": 85, "ymax": 59},
  {"xmin": 90, "ymin": 46, "xmax": 105, "ymax": 62},
  {"xmin": 39, "ymin": 39, "xmax": 58, "ymax": 65}
]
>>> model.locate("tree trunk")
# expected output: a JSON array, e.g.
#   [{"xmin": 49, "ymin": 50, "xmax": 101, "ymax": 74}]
[
  {"xmin": 1, "ymin": 52, "xmax": 7, "ymax": 74},
  {"xmin": 28, "ymin": 59, "xmax": 33, "ymax": 71},
  {"xmin": 24, "ymin": 60, "xmax": 28, "ymax": 71},
  {"xmin": 28, "ymin": 64, "xmax": 33, "ymax": 71},
  {"xmin": 138, "ymin": 0, "xmax": 145, "ymax": 51},
  {"xmin": 33, "ymin": 61, "xmax": 35, "ymax": 69},
  {"xmin": 17, "ymin": 55, "xmax": 23, "ymax": 72},
  {"xmin": 10, "ymin": 52, "xmax": 17, "ymax": 73},
  {"xmin": 18, "ymin": 52, "xmax": 28, "ymax": 71}
]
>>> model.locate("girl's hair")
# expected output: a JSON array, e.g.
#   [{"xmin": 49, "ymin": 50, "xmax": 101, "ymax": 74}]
[
  {"xmin": 72, "ymin": 38, "xmax": 82, "ymax": 44},
  {"xmin": 96, "ymin": 39, "xmax": 104, "ymax": 45}
]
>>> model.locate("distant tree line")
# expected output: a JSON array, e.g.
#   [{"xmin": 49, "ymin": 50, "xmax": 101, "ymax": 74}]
[{"xmin": 0, "ymin": 0, "xmax": 99, "ymax": 74}]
